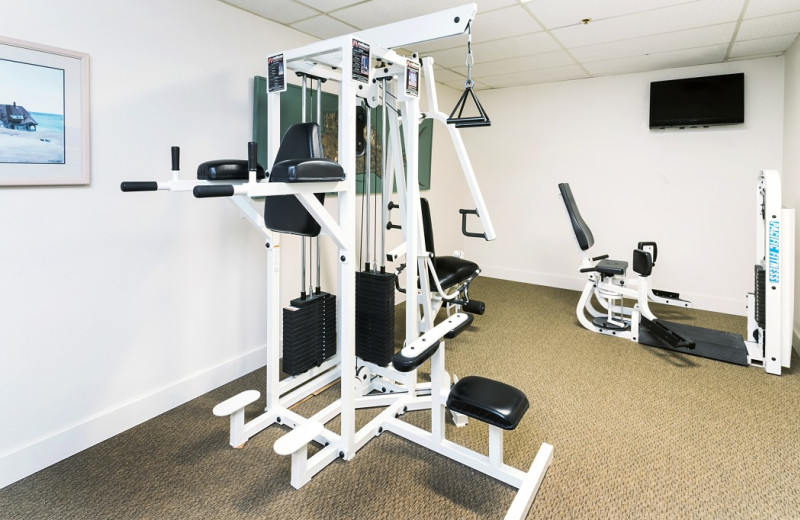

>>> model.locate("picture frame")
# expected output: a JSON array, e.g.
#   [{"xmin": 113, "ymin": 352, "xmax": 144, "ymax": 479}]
[{"xmin": 0, "ymin": 36, "xmax": 90, "ymax": 186}]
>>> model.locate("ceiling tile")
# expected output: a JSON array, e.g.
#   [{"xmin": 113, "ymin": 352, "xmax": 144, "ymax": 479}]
[
  {"xmin": 469, "ymin": 32, "xmax": 563, "ymax": 62},
  {"xmin": 583, "ymin": 44, "xmax": 729, "ymax": 76},
  {"xmin": 737, "ymin": 11, "xmax": 800, "ymax": 40},
  {"xmin": 467, "ymin": 50, "xmax": 576, "ymax": 76},
  {"xmin": 550, "ymin": 0, "xmax": 744, "ymax": 48},
  {"xmin": 443, "ymin": 78, "xmax": 491, "ymax": 91},
  {"xmin": 570, "ymin": 23, "xmax": 736, "ymax": 63},
  {"xmin": 469, "ymin": 5, "xmax": 543, "ymax": 43},
  {"xmin": 247, "ymin": 0, "xmax": 321, "ymax": 24},
  {"xmin": 430, "ymin": 67, "xmax": 467, "ymax": 83},
  {"xmin": 291, "ymin": 14, "xmax": 359, "ymax": 39},
  {"xmin": 523, "ymin": 0, "xmax": 699, "ymax": 30},
  {"xmin": 744, "ymin": 0, "xmax": 800, "ymax": 18},
  {"xmin": 298, "ymin": 0, "xmax": 366, "ymax": 12},
  {"xmin": 426, "ymin": 46, "xmax": 475, "ymax": 68},
  {"xmin": 478, "ymin": 64, "xmax": 589, "ymax": 88},
  {"xmin": 730, "ymin": 34, "xmax": 799, "ymax": 58}
]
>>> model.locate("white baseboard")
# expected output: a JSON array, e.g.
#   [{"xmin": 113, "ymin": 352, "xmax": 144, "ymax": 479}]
[{"xmin": 0, "ymin": 346, "xmax": 267, "ymax": 490}]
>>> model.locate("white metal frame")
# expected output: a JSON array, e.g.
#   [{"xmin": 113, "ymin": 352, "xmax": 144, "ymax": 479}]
[
  {"xmin": 210, "ymin": 5, "xmax": 552, "ymax": 518},
  {"xmin": 744, "ymin": 170, "xmax": 795, "ymax": 375},
  {"xmin": 129, "ymin": 5, "xmax": 554, "ymax": 517}
]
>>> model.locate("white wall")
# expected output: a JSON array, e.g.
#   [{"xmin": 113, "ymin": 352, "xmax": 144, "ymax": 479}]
[
  {"xmin": 460, "ymin": 58, "xmax": 786, "ymax": 315},
  {"xmin": 783, "ymin": 43, "xmax": 800, "ymax": 342},
  {"xmin": 0, "ymin": 0, "xmax": 319, "ymax": 489}
]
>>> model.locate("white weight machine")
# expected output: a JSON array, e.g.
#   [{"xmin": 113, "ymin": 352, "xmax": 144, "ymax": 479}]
[
  {"xmin": 124, "ymin": 5, "xmax": 553, "ymax": 518},
  {"xmin": 559, "ymin": 170, "xmax": 795, "ymax": 375}
]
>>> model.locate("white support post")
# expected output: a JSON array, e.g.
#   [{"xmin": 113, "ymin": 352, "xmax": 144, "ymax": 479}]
[
  {"xmin": 265, "ymin": 235, "xmax": 282, "ymax": 410},
  {"xmin": 401, "ymin": 80, "xmax": 422, "ymax": 350},
  {"xmin": 337, "ymin": 36, "xmax": 358, "ymax": 460},
  {"xmin": 488, "ymin": 425, "xmax": 504, "ymax": 467}
]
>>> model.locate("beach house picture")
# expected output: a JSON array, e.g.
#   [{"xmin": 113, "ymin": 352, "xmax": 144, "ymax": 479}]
[{"xmin": 0, "ymin": 58, "xmax": 65, "ymax": 164}]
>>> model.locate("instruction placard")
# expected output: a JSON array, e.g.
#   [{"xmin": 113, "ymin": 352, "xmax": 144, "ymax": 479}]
[
  {"xmin": 267, "ymin": 53, "xmax": 286, "ymax": 93},
  {"xmin": 352, "ymin": 39, "xmax": 370, "ymax": 83},
  {"xmin": 405, "ymin": 59, "xmax": 420, "ymax": 97}
]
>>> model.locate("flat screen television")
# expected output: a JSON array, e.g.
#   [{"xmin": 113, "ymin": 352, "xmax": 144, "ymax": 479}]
[{"xmin": 649, "ymin": 73, "xmax": 744, "ymax": 128}]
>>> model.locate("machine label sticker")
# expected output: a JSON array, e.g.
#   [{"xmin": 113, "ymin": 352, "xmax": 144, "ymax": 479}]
[
  {"xmin": 405, "ymin": 59, "xmax": 420, "ymax": 97},
  {"xmin": 768, "ymin": 220, "xmax": 780, "ymax": 283},
  {"xmin": 267, "ymin": 54, "xmax": 286, "ymax": 93},
  {"xmin": 352, "ymin": 39, "xmax": 370, "ymax": 83}
]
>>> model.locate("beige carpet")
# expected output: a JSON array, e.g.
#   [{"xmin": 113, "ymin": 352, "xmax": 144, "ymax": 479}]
[{"xmin": 1, "ymin": 277, "xmax": 799, "ymax": 519}]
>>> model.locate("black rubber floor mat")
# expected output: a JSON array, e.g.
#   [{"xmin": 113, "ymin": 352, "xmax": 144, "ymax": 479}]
[{"xmin": 638, "ymin": 320, "xmax": 749, "ymax": 366}]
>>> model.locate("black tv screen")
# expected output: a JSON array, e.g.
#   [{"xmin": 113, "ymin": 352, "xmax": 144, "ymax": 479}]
[{"xmin": 649, "ymin": 73, "xmax": 744, "ymax": 128}]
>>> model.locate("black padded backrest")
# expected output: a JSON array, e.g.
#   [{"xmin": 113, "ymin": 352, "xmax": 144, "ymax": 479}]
[
  {"xmin": 419, "ymin": 198, "xmax": 436, "ymax": 257},
  {"xmin": 558, "ymin": 183, "xmax": 594, "ymax": 251},
  {"xmin": 632, "ymin": 249, "xmax": 653, "ymax": 277},
  {"xmin": 264, "ymin": 122, "xmax": 325, "ymax": 237},
  {"xmin": 274, "ymin": 123, "xmax": 323, "ymax": 163}
]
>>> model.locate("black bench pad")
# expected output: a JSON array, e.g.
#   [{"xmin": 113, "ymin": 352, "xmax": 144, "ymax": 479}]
[
  {"xmin": 593, "ymin": 259, "xmax": 627, "ymax": 276},
  {"xmin": 197, "ymin": 159, "xmax": 265, "ymax": 181},
  {"xmin": 447, "ymin": 375, "xmax": 529, "ymax": 430}
]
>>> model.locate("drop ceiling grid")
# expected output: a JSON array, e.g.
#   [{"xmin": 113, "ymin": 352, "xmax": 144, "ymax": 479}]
[{"xmin": 217, "ymin": 0, "xmax": 800, "ymax": 89}]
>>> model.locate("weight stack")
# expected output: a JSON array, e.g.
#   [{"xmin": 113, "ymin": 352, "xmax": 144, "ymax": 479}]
[
  {"xmin": 282, "ymin": 292, "xmax": 337, "ymax": 376},
  {"xmin": 356, "ymin": 271, "xmax": 396, "ymax": 366}
]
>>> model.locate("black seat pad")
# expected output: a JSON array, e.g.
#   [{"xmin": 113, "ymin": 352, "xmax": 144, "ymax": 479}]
[
  {"xmin": 595, "ymin": 258, "xmax": 627, "ymax": 276},
  {"xmin": 446, "ymin": 375, "xmax": 529, "ymax": 430},
  {"xmin": 433, "ymin": 256, "xmax": 479, "ymax": 290}
]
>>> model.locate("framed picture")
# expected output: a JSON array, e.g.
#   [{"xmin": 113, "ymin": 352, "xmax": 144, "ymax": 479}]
[{"xmin": 0, "ymin": 36, "xmax": 90, "ymax": 186}]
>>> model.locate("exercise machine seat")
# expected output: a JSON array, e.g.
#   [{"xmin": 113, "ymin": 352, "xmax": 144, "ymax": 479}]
[
  {"xmin": 264, "ymin": 123, "xmax": 344, "ymax": 237},
  {"xmin": 591, "ymin": 259, "xmax": 628, "ymax": 277},
  {"xmin": 447, "ymin": 375, "xmax": 529, "ymax": 430},
  {"xmin": 420, "ymin": 198, "xmax": 479, "ymax": 289}
]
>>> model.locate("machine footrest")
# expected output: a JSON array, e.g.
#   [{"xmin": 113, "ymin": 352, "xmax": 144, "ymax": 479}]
[
  {"xmin": 592, "ymin": 316, "xmax": 629, "ymax": 331},
  {"xmin": 640, "ymin": 317, "xmax": 695, "ymax": 350}
]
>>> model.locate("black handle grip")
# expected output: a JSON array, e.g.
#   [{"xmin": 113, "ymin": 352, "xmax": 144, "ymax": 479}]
[
  {"xmin": 121, "ymin": 181, "xmax": 158, "ymax": 192},
  {"xmin": 388, "ymin": 201, "xmax": 399, "ymax": 210},
  {"xmin": 171, "ymin": 146, "xmax": 180, "ymax": 171},
  {"xmin": 193, "ymin": 185, "xmax": 235, "ymax": 198},
  {"xmin": 459, "ymin": 208, "xmax": 486, "ymax": 239},
  {"xmin": 248, "ymin": 142, "xmax": 257, "ymax": 172}
]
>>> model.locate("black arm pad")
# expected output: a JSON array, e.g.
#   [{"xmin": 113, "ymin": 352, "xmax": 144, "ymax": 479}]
[
  {"xmin": 193, "ymin": 185, "xmax": 235, "ymax": 198},
  {"xmin": 270, "ymin": 158, "xmax": 345, "ymax": 182},
  {"xmin": 121, "ymin": 181, "xmax": 158, "ymax": 192}
]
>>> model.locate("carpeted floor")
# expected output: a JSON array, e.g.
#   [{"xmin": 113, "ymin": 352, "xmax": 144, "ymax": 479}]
[{"xmin": 2, "ymin": 277, "xmax": 799, "ymax": 519}]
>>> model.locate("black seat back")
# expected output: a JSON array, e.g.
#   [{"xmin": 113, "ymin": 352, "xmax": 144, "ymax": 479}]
[
  {"xmin": 419, "ymin": 197, "xmax": 436, "ymax": 257},
  {"xmin": 558, "ymin": 183, "xmax": 594, "ymax": 251},
  {"xmin": 264, "ymin": 123, "xmax": 325, "ymax": 237}
]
